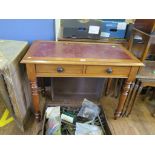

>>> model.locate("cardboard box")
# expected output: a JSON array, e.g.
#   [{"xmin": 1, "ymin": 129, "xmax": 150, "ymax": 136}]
[
  {"xmin": 62, "ymin": 19, "xmax": 102, "ymax": 39},
  {"xmin": 101, "ymin": 20, "xmax": 127, "ymax": 38}
]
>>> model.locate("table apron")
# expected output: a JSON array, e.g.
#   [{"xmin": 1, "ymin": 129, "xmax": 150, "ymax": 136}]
[{"xmin": 35, "ymin": 64, "xmax": 131, "ymax": 78}]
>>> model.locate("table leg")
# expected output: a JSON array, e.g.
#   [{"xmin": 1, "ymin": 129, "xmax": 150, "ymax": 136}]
[
  {"xmin": 26, "ymin": 64, "xmax": 41, "ymax": 121},
  {"xmin": 114, "ymin": 80, "xmax": 132, "ymax": 119},
  {"xmin": 30, "ymin": 80, "xmax": 41, "ymax": 121},
  {"xmin": 121, "ymin": 81, "xmax": 135, "ymax": 116}
]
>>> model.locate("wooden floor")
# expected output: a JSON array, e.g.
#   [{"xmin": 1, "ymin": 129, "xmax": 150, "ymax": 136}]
[
  {"xmin": 0, "ymin": 96, "xmax": 44, "ymax": 135},
  {"xmin": 101, "ymin": 96, "xmax": 155, "ymax": 135},
  {"xmin": 1, "ymin": 94, "xmax": 155, "ymax": 135}
]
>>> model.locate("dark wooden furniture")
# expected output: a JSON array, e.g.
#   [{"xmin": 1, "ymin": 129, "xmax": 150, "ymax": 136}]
[
  {"xmin": 126, "ymin": 62, "xmax": 155, "ymax": 116},
  {"xmin": 134, "ymin": 19, "xmax": 155, "ymax": 34},
  {"xmin": 21, "ymin": 40, "xmax": 143, "ymax": 121},
  {"xmin": 123, "ymin": 25, "xmax": 155, "ymax": 116},
  {"xmin": 124, "ymin": 61, "xmax": 155, "ymax": 116},
  {"xmin": 128, "ymin": 28, "xmax": 155, "ymax": 61},
  {"xmin": 104, "ymin": 21, "xmax": 155, "ymax": 99}
]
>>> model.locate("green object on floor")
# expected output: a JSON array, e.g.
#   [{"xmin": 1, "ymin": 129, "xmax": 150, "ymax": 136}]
[
  {"xmin": 153, "ymin": 70, "xmax": 155, "ymax": 74},
  {"xmin": 61, "ymin": 111, "xmax": 76, "ymax": 123}
]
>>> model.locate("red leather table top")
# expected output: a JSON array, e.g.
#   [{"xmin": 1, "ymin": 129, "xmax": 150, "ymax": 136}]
[
  {"xmin": 21, "ymin": 41, "xmax": 144, "ymax": 67},
  {"xmin": 27, "ymin": 41, "xmax": 131, "ymax": 59}
]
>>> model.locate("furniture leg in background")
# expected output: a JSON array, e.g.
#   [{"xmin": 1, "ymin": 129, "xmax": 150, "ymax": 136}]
[
  {"xmin": 105, "ymin": 78, "xmax": 113, "ymax": 96},
  {"xmin": 113, "ymin": 79, "xmax": 119, "ymax": 98},
  {"xmin": 126, "ymin": 81, "xmax": 142, "ymax": 116},
  {"xmin": 26, "ymin": 64, "xmax": 41, "ymax": 121},
  {"xmin": 98, "ymin": 78, "xmax": 108, "ymax": 102},
  {"xmin": 149, "ymin": 87, "xmax": 155, "ymax": 101},
  {"xmin": 40, "ymin": 78, "xmax": 46, "ymax": 97},
  {"xmin": 125, "ymin": 79, "xmax": 155, "ymax": 117},
  {"xmin": 123, "ymin": 80, "xmax": 140, "ymax": 116},
  {"xmin": 50, "ymin": 78, "xmax": 54, "ymax": 100},
  {"xmin": 142, "ymin": 86, "xmax": 151, "ymax": 101}
]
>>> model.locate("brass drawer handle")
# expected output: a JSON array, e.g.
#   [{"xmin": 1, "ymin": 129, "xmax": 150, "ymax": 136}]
[
  {"xmin": 57, "ymin": 66, "xmax": 64, "ymax": 73},
  {"xmin": 106, "ymin": 68, "xmax": 113, "ymax": 74}
]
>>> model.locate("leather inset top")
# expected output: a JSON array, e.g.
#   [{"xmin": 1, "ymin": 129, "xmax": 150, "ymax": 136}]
[{"xmin": 29, "ymin": 41, "xmax": 131, "ymax": 60}]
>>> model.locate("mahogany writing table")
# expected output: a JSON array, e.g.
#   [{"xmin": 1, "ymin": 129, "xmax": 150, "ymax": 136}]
[{"xmin": 21, "ymin": 40, "xmax": 143, "ymax": 121}]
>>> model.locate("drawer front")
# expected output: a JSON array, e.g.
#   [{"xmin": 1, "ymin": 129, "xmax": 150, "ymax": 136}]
[
  {"xmin": 36, "ymin": 64, "xmax": 83, "ymax": 74},
  {"xmin": 86, "ymin": 66, "xmax": 130, "ymax": 77}
]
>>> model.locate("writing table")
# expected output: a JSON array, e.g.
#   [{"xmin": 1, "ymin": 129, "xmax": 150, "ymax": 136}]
[{"xmin": 21, "ymin": 41, "xmax": 143, "ymax": 121}]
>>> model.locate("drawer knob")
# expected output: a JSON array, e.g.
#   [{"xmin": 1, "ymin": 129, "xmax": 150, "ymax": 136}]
[
  {"xmin": 106, "ymin": 68, "xmax": 113, "ymax": 74},
  {"xmin": 57, "ymin": 66, "xmax": 64, "ymax": 73}
]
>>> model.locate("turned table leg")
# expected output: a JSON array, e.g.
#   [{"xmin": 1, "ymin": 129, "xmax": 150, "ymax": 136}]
[
  {"xmin": 114, "ymin": 67, "xmax": 139, "ymax": 119},
  {"xmin": 26, "ymin": 64, "xmax": 41, "ymax": 121},
  {"xmin": 114, "ymin": 80, "xmax": 132, "ymax": 119},
  {"xmin": 30, "ymin": 80, "xmax": 41, "ymax": 121},
  {"xmin": 121, "ymin": 81, "xmax": 135, "ymax": 116}
]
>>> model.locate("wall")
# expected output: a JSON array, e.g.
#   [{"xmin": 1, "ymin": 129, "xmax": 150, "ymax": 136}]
[{"xmin": 0, "ymin": 19, "xmax": 55, "ymax": 43}]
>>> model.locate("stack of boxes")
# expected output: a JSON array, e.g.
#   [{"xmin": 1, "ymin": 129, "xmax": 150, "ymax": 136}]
[{"xmin": 61, "ymin": 19, "xmax": 130, "ymax": 39}]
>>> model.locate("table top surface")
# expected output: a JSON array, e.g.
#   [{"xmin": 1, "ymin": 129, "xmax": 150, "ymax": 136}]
[{"xmin": 21, "ymin": 40, "xmax": 143, "ymax": 66}]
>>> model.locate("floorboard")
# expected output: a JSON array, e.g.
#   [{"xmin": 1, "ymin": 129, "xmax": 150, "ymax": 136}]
[{"xmin": 101, "ymin": 96, "xmax": 155, "ymax": 135}]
